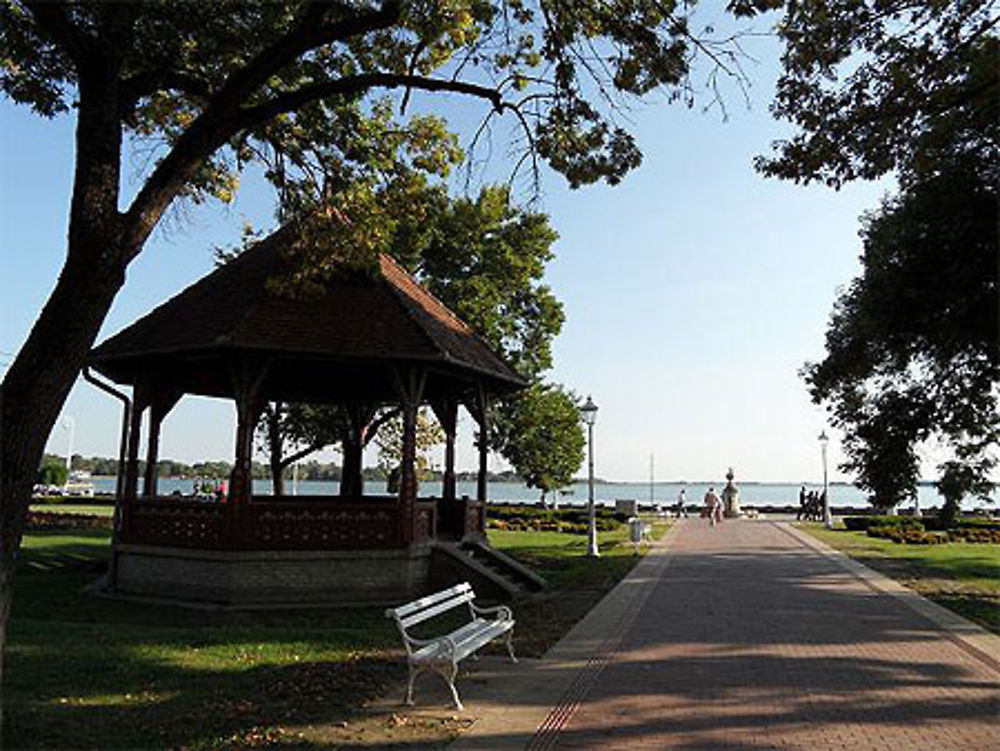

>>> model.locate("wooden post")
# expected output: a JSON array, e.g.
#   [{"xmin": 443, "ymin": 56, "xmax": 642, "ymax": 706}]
[
  {"xmin": 142, "ymin": 390, "xmax": 182, "ymax": 499},
  {"xmin": 123, "ymin": 381, "xmax": 149, "ymax": 503},
  {"xmin": 226, "ymin": 357, "xmax": 271, "ymax": 546},
  {"xmin": 393, "ymin": 367, "xmax": 426, "ymax": 545},
  {"xmin": 474, "ymin": 384, "xmax": 490, "ymax": 505},
  {"xmin": 430, "ymin": 397, "xmax": 458, "ymax": 502},
  {"xmin": 142, "ymin": 410, "xmax": 161, "ymax": 499}
]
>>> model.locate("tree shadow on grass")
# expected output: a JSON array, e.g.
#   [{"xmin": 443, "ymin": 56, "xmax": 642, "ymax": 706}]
[{"xmin": 5, "ymin": 643, "xmax": 407, "ymax": 750}]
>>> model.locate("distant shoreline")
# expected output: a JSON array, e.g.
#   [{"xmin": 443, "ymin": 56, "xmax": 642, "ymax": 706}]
[{"xmin": 87, "ymin": 475, "xmax": 938, "ymax": 488}]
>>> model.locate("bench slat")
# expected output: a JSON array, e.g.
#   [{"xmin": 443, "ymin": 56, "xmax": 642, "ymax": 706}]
[
  {"xmin": 399, "ymin": 591, "xmax": 474, "ymax": 630},
  {"xmin": 389, "ymin": 582, "xmax": 473, "ymax": 619},
  {"xmin": 411, "ymin": 618, "xmax": 514, "ymax": 663}
]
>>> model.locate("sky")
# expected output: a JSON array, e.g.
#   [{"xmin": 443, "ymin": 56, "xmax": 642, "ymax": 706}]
[{"xmin": 0, "ymin": 17, "xmax": 907, "ymax": 484}]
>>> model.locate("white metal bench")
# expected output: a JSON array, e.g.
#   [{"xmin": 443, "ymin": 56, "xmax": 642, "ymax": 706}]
[{"xmin": 385, "ymin": 581, "xmax": 516, "ymax": 710}]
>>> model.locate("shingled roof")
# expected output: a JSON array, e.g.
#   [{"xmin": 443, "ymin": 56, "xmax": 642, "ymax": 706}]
[{"xmin": 90, "ymin": 227, "xmax": 526, "ymax": 404}]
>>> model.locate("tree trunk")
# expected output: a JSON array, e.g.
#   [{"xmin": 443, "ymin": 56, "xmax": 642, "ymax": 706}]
[
  {"xmin": 268, "ymin": 406, "xmax": 285, "ymax": 496},
  {"xmin": 1, "ymin": 246, "xmax": 128, "ymax": 735},
  {"xmin": 0, "ymin": 57, "xmax": 132, "ymax": 736},
  {"xmin": 339, "ymin": 437, "xmax": 363, "ymax": 497}
]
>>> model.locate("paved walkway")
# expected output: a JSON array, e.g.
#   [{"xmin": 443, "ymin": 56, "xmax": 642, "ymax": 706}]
[{"xmin": 445, "ymin": 518, "xmax": 999, "ymax": 750}]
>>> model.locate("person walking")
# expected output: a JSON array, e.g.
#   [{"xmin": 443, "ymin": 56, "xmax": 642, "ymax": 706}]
[
  {"xmin": 704, "ymin": 487, "xmax": 721, "ymax": 526},
  {"xmin": 797, "ymin": 485, "xmax": 807, "ymax": 520},
  {"xmin": 675, "ymin": 488, "xmax": 688, "ymax": 518}
]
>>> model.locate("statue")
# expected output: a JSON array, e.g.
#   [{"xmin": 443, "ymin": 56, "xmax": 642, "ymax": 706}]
[{"xmin": 722, "ymin": 467, "xmax": 741, "ymax": 518}]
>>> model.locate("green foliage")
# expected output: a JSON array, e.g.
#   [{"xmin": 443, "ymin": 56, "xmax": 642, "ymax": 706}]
[
  {"xmin": 802, "ymin": 79, "xmax": 999, "ymax": 510},
  {"xmin": 36, "ymin": 460, "xmax": 67, "ymax": 487},
  {"xmin": 374, "ymin": 408, "xmax": 445, "ymax": 486},
  {"xmin": 403, "ymin": 185, "xmax": 564, "ymax": 380},
  {"xmin": 241, "ymin": 180, "xmax": 565, "ymax": 477},
  {"xmin": 255, "ymin": 401, "xmax": 346, "ymax": 486},
  {"xmin": 492, "ymin": 384, "xmax": 585, "ymax": 504},
  {"xmin": 842, "ymin": 516, "xmax": 924, "ymax": 532},
  {"xmin": 0, "ymin": 1, "xmax": 754, "ymax": 204},
  {"xmin": 487, "ymin": 503, "xmax": 629, "ymax": 534},
  {"xmin": 758, "ymin": 3, "xmax": 999, "ymax": 187}
]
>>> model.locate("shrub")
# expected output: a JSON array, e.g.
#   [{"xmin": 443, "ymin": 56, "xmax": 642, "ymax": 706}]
[
  {"xmin": 846, "ymin": 516, "xmax": 924, "ymax": 532},
  {"xmin": 946, "ymin": 528, "xmax": 1000, "ymax": 544},
  {"xmin": 486, "ymin": 504, "xmax": 626, "ymax": 535},
  {"xmin": 923, "ymin": 517, "xmax": 1000, "ymax": 532}
]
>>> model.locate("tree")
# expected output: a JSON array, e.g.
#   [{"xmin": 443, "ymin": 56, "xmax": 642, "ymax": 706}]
[
  {"xmin": 36, "ymin": 460, "xmax": 68, "ymax": 488},
  {"xmin": 802, "ymin": 144, "xmax": 999, "ymax": 512},
  {"xmin": 403, "ymin": 185, "xmax": 564, "ymax": 380},
  {"xmin": 256, "ymin": 402, "xmax": 345, "ymax": 496},
  {"xmin": 758, "ymin": 3, "xmax": 999, "ymax": 514},
  {"xmin": 1, "ymin": 3, "xmax": 757, "ymax": 714},
  {"xmin": 493, "ymin": 383, "xmax": 585, "ymax": 507},
  {"xmin": 755, "ymin": 2, "xmax": 999, "ymax": 186},
  {"xmin": 374, "ymin": 409, "xmax": 446, "ymax": 492},
  {"xmin": 248, "ymin": 181, "xmax": 565, "ymax": 486}
]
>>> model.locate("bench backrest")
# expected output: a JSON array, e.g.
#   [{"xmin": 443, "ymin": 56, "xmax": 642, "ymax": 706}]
[{"xmin": 386, "ymin": 582, "xmax": 475, "ymax": 631}]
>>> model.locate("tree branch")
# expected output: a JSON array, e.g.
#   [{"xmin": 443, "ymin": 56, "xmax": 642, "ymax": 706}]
[
  {"xmin": 279, "ymin": 441, "xmax": 331, "ymax": 470},
  {"xmin": 365, "ymin": 407, "xmax": 401, "ymax": 447},
  {"xmin": 119, "ymin": 1, "xmax": 403, "ymax": 256},
  {"xmin": 237, "ymin": 73, "xmax": 505, "ymax": 130},
  {"xmin": 120, "ymin": 70, "xmax": 212, "ymax": 115}
]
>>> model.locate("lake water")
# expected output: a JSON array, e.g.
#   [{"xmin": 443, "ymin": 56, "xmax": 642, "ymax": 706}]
[{"xmin": 87, "ymin": 477, "xmax": 995, "ymax": 512}]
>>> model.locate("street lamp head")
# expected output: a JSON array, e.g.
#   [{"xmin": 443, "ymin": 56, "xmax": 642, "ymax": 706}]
[
  {"xmin": 818, "ymin": 430, "xmax": 829, "ymax": 447},
  {"xmin": 580, "ymin": 395, "xmax": 598, "ymax": 426}
]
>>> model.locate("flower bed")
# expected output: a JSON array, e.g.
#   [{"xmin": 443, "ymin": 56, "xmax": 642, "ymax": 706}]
[
  {"xmin": 487, "ymin": 504, "xmax": 628, "ymax": 534},
  {"xmin": 843, "ymin": 515, "xmax": 924, "ymax": 532},
  {"xmin": 27, "ymin": 511, "xmax": 112, "ymax": 531},
  {"xmin": 865, "ymin": 523, "xmax": 1000, "ymax": 545}
]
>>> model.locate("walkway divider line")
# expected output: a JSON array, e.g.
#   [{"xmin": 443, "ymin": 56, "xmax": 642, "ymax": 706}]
[
  {"xmin": 777, "ymin": 521, "xmax": 1000, "ymax": 675},
  {"xmin": 526, "ymin": 520, "xmax": 686, "ymax": 749}
]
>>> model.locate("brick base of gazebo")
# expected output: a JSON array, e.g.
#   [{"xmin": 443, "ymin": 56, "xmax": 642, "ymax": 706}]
[
  {"xmin": 104, "ymin": 494, "xmax": 487, "ymax": 606},
  {"xmin": 113, "ymin": 544, "xmax": 434, "ymax": 606}
]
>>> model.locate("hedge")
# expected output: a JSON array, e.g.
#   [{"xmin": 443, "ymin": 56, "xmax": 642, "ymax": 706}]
[{"xmin": 487, "ymin": 504, "xmax": 629, "ymax": 534}]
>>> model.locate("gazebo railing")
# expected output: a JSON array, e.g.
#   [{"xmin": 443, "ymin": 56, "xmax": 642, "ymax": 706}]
[
  {"xmin": 122, "ymin": 499, "xmax": 224, "ymax": 548},
  {"xmin": 120, "ymin": 496, "xmax": 438, "ymax": 550}
]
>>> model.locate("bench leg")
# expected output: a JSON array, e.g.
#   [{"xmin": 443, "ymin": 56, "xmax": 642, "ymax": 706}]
[
  {"xmin": 442, "ymin": 661, "xmax": 464, "ymax": 711},
  {"xmin": 505, "ymin": 630, "xmax": 518, "ymax": 663},
  {"xmin": 405, "ymin": 663, "xmax": 421, "ymax": 706}
]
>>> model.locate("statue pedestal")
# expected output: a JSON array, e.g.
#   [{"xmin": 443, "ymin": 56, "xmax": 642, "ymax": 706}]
[{"xmin": 722, "ymin": 485, "xmax": 741, "ymax": 517}]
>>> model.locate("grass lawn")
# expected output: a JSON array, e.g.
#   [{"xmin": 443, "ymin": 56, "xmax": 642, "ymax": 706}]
[
  {"xmin": 798, "ymin": 524, "xmax": 1000, "ymax": 633},
  {"xmin": 5, "ymin": 518, "xmax": 667, "ymax": 749},
  {"xmin": 29, "ymin": 503, "xmax": 114, "ymax": 517},
  {"xmin": 489, "ymin": 518, "xmax": 670, "ymax": 656}
]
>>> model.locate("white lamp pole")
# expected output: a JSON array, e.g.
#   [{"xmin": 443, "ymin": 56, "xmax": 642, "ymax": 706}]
[
  {"xmin": 819, "ymin": 430, "xmax": 831, "ymax": 529},
  {"xmin": 581, "ymin": 396, "xmax": 599, "ymax": 557},
  {"xmin": 62, "ymin": 416, "xmax": 75, "ymax": 484}
]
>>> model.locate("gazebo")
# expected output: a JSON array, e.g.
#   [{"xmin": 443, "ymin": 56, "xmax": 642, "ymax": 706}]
[{"xmin": 88, "ymin": 226, "xmax": 543, "ymax": 606}]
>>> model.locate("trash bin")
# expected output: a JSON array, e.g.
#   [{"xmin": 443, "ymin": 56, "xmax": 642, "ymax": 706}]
[{"xmin": 629, "ymin": 517, "xmax": 645, "ymax": 544}]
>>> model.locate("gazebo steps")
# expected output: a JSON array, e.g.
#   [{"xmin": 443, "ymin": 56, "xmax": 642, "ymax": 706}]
[{"xmin": 430, "ymin": 541, "xmax": 547, "ymax": 601}]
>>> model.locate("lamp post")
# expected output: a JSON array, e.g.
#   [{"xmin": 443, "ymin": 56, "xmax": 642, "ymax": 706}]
[
  {"xmin": 819, "ymin": 430, "xmax": 832, "ymax": 529},
  {"xmin": 581, "ymin": 396, "xmax": 599, "ymax": 557},
  {"xmin": 62, "ymin": 416, "xmax": 75, "ymax": 485}
]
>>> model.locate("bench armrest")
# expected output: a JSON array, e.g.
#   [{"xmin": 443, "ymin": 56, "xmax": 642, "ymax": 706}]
[
  {"xmin": 402, "ymin": 632, "xmax": 458, "ymax": 660},
  {"xmin": 472, "ymin": 603, "xmax": 513, "ymax": 621}
]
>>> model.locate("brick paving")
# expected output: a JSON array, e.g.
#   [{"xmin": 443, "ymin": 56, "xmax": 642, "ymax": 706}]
[{"xmin": 535, "ymin": 519, "xmax": 1000, "ymax": 750}]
